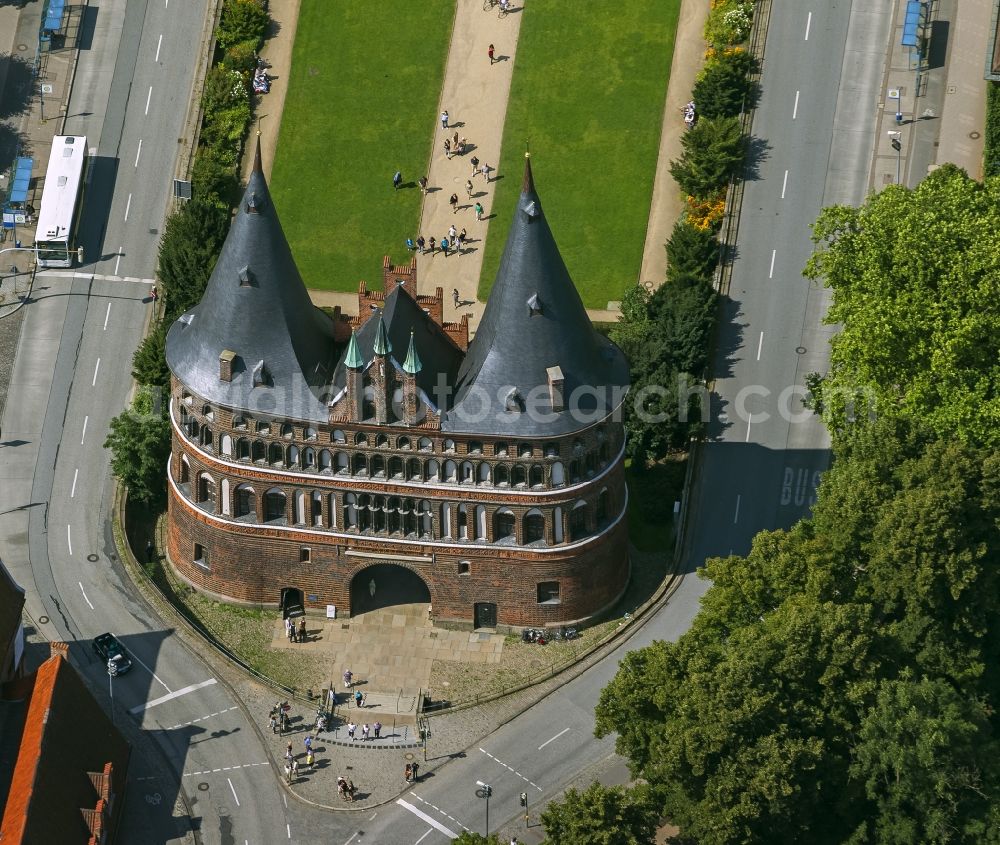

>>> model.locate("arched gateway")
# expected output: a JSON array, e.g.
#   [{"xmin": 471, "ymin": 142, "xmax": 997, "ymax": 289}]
[{"xmin": 350, "ymin": 564, "xmax": 431, "ymax": 615}]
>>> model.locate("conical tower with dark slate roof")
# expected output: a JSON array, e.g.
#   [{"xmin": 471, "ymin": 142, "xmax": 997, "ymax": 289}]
[
  {"xmin": 166, "ymin": 137, "xmax": 337, "ymax": 420},
  {"xmin": 448, "ymin": 155, "xmax": 629, "ymax": 435}
]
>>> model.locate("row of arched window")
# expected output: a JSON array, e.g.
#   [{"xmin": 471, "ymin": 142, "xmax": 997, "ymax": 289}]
[
  {"xmin": 177, "ymin": 458, "xmax": 614, "ymax": 546},
  {"xmin": 179, "ymin": 420, "xmax": 613, "ymax": 489}
]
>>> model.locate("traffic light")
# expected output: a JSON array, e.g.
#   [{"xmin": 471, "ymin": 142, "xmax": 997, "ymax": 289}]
[{"xmin": 520, "ymin": 792, "xmax": 527, "ymax": 807}]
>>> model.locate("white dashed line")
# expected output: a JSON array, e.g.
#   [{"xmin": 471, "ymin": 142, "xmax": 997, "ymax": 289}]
[
  {"xmin": 397, "ymin": 798, "xmax": 461, "ymax": 838},
  {"xmin": 92, "ymin": 358, "xmax": 100, "ymax": 386},
  {"xmin": 409, "ymin": 793, "xmax": 468, "ymax": 830},
  {"xmin": 479, "ymin": 748, "xmax": 543, "ymax": 791},
  {"xmin": 805, "ymin": 11, "xmax": 812, "ymax": 40},
  {"xmin": 67, "ymin": 524, "xmax": 73, "ymax": 556},
  {"xmin": 80, "ymin": 415, "xmax": 88, "ymax": 444},
  {"xmin": 745, "ymin": 415, "xmax": 753, "ymax": 442},
  {"xmin": 414, "ymin": 829, "xmax": 433, "ymax": 845},
  {"xmin": 538, "ymin": 727, "xmax": 570, "ymax": 750},
  {"xmin": 769, "ymin": 249, "xmax": 776, "ymax": 279},
  {"xmin": 79, "ymin": 581, "xmax": 94, "ymax": 609},
  {"xmin": 164, "ymin": 706, "xmax": 238, "ymax": 730},
  {"xmin": 781, "ymin": 169, "xmax": 788, "ymax": 198},
  {"xmin": 793, "ymin": 90, "xmax": 800, "ymax": 119},
  {"xmin": 134, "ymin": 139, "xmax": 142, "ymax": 168},
  {"xmin": 182, "ymin": 762, "xmax": 268, "ymax": 777},
  {"xmin": 757, "ymin": 331, "xmax": 764, "ymax": 360},
  {"xmin": 228, "ymin": 777, "xmax": 240, "ymax": 807},
  {"xmin": 103, "ymin": 301, "xmax": 111, "ymax": 330},
  {"xmin": 71, "ymin": 468, "xmax": 79, "ymax": 498},
  {"xmin": 145, "ymin": 86, "xmax": 153, "ymax": 115},
  {"xmin": 155, "ymin": 33, "xmax": 163, "ymax": 62},
  {"xmin": 734, "ymin": 494, "xmax": 741, "ymax": 524}
]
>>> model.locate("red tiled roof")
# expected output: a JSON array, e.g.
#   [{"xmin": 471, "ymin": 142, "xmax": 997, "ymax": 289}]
[{"xmin": 0, "ymin": 652, "xmax": 130, "ymax": 844}]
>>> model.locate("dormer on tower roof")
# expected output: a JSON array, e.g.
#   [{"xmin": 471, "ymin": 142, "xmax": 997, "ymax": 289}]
[
  {"xmin": 165, "ymin": 135, "xmax": 336, "ymax": 421},
  {"xmin": 447, "ymin": 154, "xmax": 629, "ymax": 435}
]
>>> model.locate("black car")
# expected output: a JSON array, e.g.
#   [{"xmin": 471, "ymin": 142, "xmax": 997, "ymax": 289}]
[{"xmin": 92, "ymin": 632, "xmax": 133, "ymax": 674}]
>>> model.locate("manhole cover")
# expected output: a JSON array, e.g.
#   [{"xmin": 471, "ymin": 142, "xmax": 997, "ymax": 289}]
[
  {"xmin": 795, "ymin": 346, "xmax": 807, "ymax": 355},
  {"xmin": 41, "ymin": 84, "xmax": 53, "ymax": 94},
  {"xmin": 404, "ymin": 752, "xmax": 415, "ymax": 760},
  {"xmin": 947, "ymin": 84, "xmax": 957, "ymax": 94},
  {"xmin": 970, "ymin": 131, "xmax": 981, "ymax": 139},
  {"xmin": 39, "ymin": 616, "xmax": 49, "ymax": 624},
  {"xmin": 87, "ymin": 553, "xmax": 98, "ymax": 562},
  {"xmin": 198, "ymin": 782, "xmax": 209, "ymax": 791},
  {"xmin": 17, "ymin": 44, "xmax": 27, "ymax": 51}
]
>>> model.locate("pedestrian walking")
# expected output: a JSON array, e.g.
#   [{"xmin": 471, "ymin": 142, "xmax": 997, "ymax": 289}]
[
  {"xmin": 475, "ymin": 202, "xmax": 484, "ymax": 221},
  {"xmin": 392, "ymin": 170, "xmax": 402, "ymax": 190},
  {"xmin": 347, "ymin": 721, "xmax": 357, "ymax": 740},
  {"xmin": 337, "ymin": 776, "xmax": 348, "ymax": 799},
  {"xmin": 457, "ymin": 232, "xmax": 465, "ymax": 253},
  {"xmin": 416, "ymin": 235, "xmax": 426, "ymax": 254},
  {"xmin": 411, "ymin": 762, "xmax": 419, "ymax": 782},
  {"xmin": 284, "ymin": 762, "xmax": 292, "ymax": 783},
  {"xmin": 305, "ymin": 750, "xmax": 314, "ymax": 772},
  {"xmin": 298, "ymin": 618, "xmax": 306, "ymax": 642},
  {"xmin": 441, "ymin": 237, "xmax": 450, "ymax": 257},
  {"xmin": 291, "ymin": 759, "xmax": 299, "ymax": 781},
  {"xmin": 418, "ymin": 175, "xmax": 428, "ymax": 194},
  {"xmin": 354, "ymin": 689, "xmax": 363, "ymax": 708},
  {"xmin": 406, "ymin": 237, "xmax": 415, "ymax": 251},
  {"xmin": 404, "ymin": 763, "xmax": 413, "ymax": 782},
  {"xmin": 268, "ymin": 714, "xmax": 278, "ymax": 734},
  {"xmin": 452, "ymin": 131, "xmax": 459, "ymax": 148},
  {"xmin": 449, "ymin": 193, "xmax": 459, "ymax": 213},
  {"xmin": 304, "ymin": 735, "xmax": 313, "ymax": 753},
  {"xmin": 459, "ymin": 227, "xmax": 467, "ymax": 242},
  {"xmin": 448, "ymin": 224, "xmax": 457, "ymax": 241},
  {"xmin": 457, "ymin": 137, "xmax": 467, "ymax": 155},
  {"xmin": 466, "ymin": 179, "xmax": 474, "ymax": 198},
  {"xmin": 452, "ymin": 288, "xmax": 460, "ymax": 308},
  {"xmin": 444, "ymin": 138, "xmax": 451, "ymax": 159},
  {"xmin": 488, "ymin": 43, "xmax": 495, "ymax": 64},
  {"xmin": 285, "ymin": 742, "xmax": 293, "ymax": 760},
  {"xmin": 347, "ymin": 780, "xmax": 356, "ymax": 802},
  {"xmin": 362, "ymin": 723, "xmax": 370, "ymax": 741},
  {"xmin": 285, "ymin": 617, "xmax": 292, "ymax": 640},
  {"xmin": 373, "ymin": 720, "xmax": 382, "ymax": 739},
  {"xmin": 480, "ymin": 162, "xmax": 491, "ymax": 182},
  {"xmin": 470, "ymin": 155, "xmax": 479, "ymax": 175},
  {"xmin": 343, "ymin": 669, "xmax": 353, "ymax": 689},
  {"xmin": 428, "ymin": 236, "xmax": 436, "ymax": 253},
  {"xmin": 440, "ymin": 110, "xmax": 449, "ymax": 128},
  {"xmin": 279, "ymin": 711, "xmax": 288, "ymax": 734}
]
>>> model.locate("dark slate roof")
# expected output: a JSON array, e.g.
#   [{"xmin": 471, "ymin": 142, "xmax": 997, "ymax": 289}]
[
  {"xmin": 165, "ymin": 139, "xmax": 337, "ymax": 421},
  {"xmin": 331, "ymin": 283, "xmax": 465, "ymax": 407},
  {"xmin": 0, "ymin": 559, "xmax": 24, "ymax": 680},
  {"xmin": 445, "ymin": 157, "xmax": 629, "ymax": 435}
]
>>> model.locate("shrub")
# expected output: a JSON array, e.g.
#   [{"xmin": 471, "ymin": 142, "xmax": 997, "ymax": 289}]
[
  {"xmin": 669, "ymin": 116, "xmax": 744, "ymax": 198},
  {"xmin": 985, "ymin": 82, "xmax": 1000, "ymax": 176},
  {"xmin": 224, "ymin": 39, "xmax": 259, "ymax": 74},
  {"xmin": 157, "ymin": 200, "xmax": 230, "ymax": 319},
  {"xmin": 192, "ymin": 146, "xmax": 240, "ymax": 207},
  {"xmin": 216, "ymin": 0, "xmax": 269, "ymax": 52},
  {"xmin": 705, "ymin": 0, "xmax": 754, "ymax": 47},
  {"xmin": 666, "ymin": 219, "xmax": 719, "ymax": 282},
  {"xmin": 684, "ymin": 192, "xmax": 726, "ymax": 232},
  {"xmin": 693, "ymin": 47, "xmax": 757, "ymax": 119},
  {"xmin": 132, "ymin": 320, "xmax": 171, "ymax": 390}
]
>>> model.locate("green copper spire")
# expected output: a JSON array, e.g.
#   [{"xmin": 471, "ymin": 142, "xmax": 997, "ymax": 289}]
[
  {"xmin": 373, "ymin": 317, "xmax": 392, "ymax": 356},
  {"xmin": 345, "ymin": 329, "xmax": 364, "ymax": 369},
  {"xmin": 402, "ymin": 330, "xmax": 422, "ymax": 375}
]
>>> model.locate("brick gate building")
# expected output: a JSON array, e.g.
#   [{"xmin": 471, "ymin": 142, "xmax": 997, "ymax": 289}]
[{"xmin": 164, "ymin": 144, "xmax": 630, "ymax": 628}]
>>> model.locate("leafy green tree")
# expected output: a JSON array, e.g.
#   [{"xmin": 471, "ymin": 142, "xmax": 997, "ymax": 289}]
[
  {"xmin": 192, "ymin": 147, "xmax": 240, "ymax": 209},
  {"xmin": 804, "ymin": 164, "xmax": 1000, "ymax": 447},
  {"xmin": 452, "ymin": 833, "xmax": 501, "ymax": 845},
  {"xmin": 132, "ymin": 319, "xmax": 171, "ymax": 390},
  {"xmin": 104, "ymin": 389, "xmax": 171, "ymax": 506},
  {"xmin": 665, "ymin": 220, "xmax": 718, "ymax": 284},
  {"xmin": 157, "ymin": 200, "xmax": 229, "ymax": 320},
  {"xmin": 597, "ymin": 420, "xmax": 1000, "ymax": 844},
  {"xmin": 540, "ymin": 782, "xmax": 659, "ymax": 845},
  {"xmin": 216, "ymin": 0, "xmax": 269, "ymax": 51},
  {"xmin": 669, "ymin": 116, "xmax": 745, "ymax": 198},
  {"xmin": 692, "ymin": 49, "xmax": 757, "ymax": 119}
]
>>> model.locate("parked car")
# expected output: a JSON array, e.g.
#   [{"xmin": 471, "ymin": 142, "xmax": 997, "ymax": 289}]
[{"xmin": 92, "ymin": 632, "xmax": 132, "ymax": 674}]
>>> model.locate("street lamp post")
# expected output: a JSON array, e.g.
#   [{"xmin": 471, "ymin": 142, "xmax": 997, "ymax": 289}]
[
  {"xmin": 0, "ymin": 245, "xmax": 40, "ymax": 303},
  {"xmin": 107, "ymin": 658, "xmax": 118, "ymax": 725},
  {"xmin": 476, "ymin": 780, "xmax": 493, "ymax": 837}
]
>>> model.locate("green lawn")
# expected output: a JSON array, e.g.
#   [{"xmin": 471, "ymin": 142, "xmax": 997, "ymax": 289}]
[
  {"xmin": 270, "ymin": 2, "xmax": 455, "ymax": 292},
  {"xmin": 478, "ymin": 1, "xmax": 680, "ymax": 309}
]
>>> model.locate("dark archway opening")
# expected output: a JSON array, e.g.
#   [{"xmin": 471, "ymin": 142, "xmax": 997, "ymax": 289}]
[{"xmin": 350, "ymin": 564, "xmax": 431, "ymax": 615}]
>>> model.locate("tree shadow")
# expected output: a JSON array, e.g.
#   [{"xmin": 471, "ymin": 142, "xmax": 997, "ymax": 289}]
[
  {"xmin": 742, "ymin": 134, "xmax": 771, "ymax": 183},
  {"xmin": 0, "ymin": 53, "xmax": 36, "ymax": 119}
]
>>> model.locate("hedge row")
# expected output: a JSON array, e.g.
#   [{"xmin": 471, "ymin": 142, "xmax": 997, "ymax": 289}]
[{"xmin": 985, "ymin": 82, "xmax": 1000, "ymax": 177}]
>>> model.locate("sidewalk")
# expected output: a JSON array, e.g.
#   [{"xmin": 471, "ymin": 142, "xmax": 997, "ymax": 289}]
[
  {"xmin": 638, "ymin": 0, "xmax": 710, "ymax": 290},
  {"xmin": 411, "ymin": 1, "xmax": 525, "ymax": 332}
]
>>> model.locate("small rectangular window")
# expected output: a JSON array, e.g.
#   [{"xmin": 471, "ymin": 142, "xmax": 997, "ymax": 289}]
[
  {"xmin": 300, "ymin": 547, "xmax": 311, "ymax": 564},
  {"xmin": 537, "ymin": 581, "xmax": 560, "ymax": 605},
  {"xmin": 194, "ymin": 543, "xmax": 209, "ymax": 570},
  {"xmin": 458, "ymin": 561, "xmax": 471, "ymax": 576}
]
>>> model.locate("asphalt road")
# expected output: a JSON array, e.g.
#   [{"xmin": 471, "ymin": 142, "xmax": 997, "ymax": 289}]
[{"xmin": 0, "ymin": 0, "xmax": 892, "ymax": 843}]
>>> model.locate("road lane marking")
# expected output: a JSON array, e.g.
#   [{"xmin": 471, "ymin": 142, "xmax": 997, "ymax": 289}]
[
  {"xmin": 769, "ymin": 249, "xmax": 776, "ymax": 278},
  {"xmin": 145, "ymin": 86, "xmax": 153, "ymax": 115},
  {"xmin": 155, "ymin": 33, "xmax": 163, "ymax": 62},
  {"xmin": 414, "ymin": 829, "xmax": 433, "ymax": 845},
  {"xmin": 396, "ymin": 799, "xmax": 459, "ymax": 839},
  {"xmin": 104, "ymin": 301, "xmax": 112, "ymax": 330},
  {"xmin": 746, "ymin": 415, "xmax": 753, "ymax": 442},
  {"xmin": 135, "ymin": 139, "xmax": 142, "ymax": 168},
  {"xmin": 38, "ymin": 270, "xmax": 155, "ymax": 284},
  {"xmin": 130, "ymin": 677, "xmax": 219, "ymax": 712},
  {"xmin": 781, "ymin": 169, "xmax": 788, "ymax": 198},
  {"xmin": 183, "ymin": 761, "xmax": 268, "ymax": 776},
  {"xmin": 114, "ymin": 251, "xmax": 122, "ymax": 276},
  {"xmin": 479, "ymin": 747, "xmax": 543, "ymax": 791},
  {"xmin": 805, "ymin": 11, "xmax": 812, "ymax": 40},
  {"xmin": 67, "ymin": 524, "xmax": 73, "ymax": 555},
  {"xmin": 538, "ymin": 727, "xmax": 570, "ymax": 750},
  {"xmin": 342, "ymin": 834, "xmax": 361, "ymax": 845},
  {"xmin": 92, "ymin": 358, "xmax": 100, "ymax": 386},
  {"xmin": 287, "ymin": 823, "xmax": 291, "ymax": 839},
  {"xmin": 71, "ymin": 468, "xmax": 79, "ymax": 498},
  {"xmin": 228, "ymin": 777, "xmax": 240, "ymax": 807},
  {"xmin": 368, "ymin": 812, "xmax": 377, "ymax": 821},
  {"xmin": 164, "ymin": 705, "xmax": 238, "ymax": 730},
  {"xmin": 79, "ymin": 581, "xmax": 94, "ymax": 609},
  {"xmin": 124, "ymin": 193, "xmax": 132, "ymax": 221},
  {"xmin": 81, "ymin": 415, "xmax": 88, "ymax": 444},
  {"xmin": 757, "ymin": 331, "xmax": 764, "ymax": 360},
  {"xmin": 734, "ymin": 494, "xmax": 741, "ymax": 524},
  {"xmin": 793, "ymin": 90, "xmax": 800, "ymax": 119}
]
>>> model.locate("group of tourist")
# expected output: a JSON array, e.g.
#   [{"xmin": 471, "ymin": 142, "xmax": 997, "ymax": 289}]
[{"xmin": 284, "ymin": 616, "xmax": 307, "ymax": 643}]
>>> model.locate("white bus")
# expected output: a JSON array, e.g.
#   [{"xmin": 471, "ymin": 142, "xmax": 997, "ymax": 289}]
[{"xmin": 34, "ymin": 135, "xmax": 89, "ymax": 268}]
